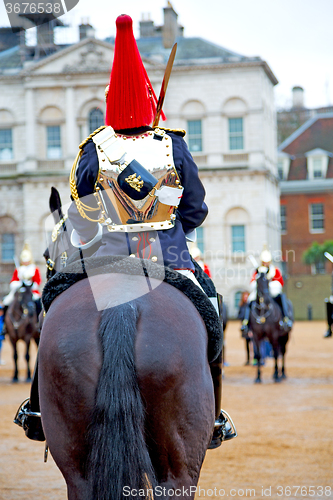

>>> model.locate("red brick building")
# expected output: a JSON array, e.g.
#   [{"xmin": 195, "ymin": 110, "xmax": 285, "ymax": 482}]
[{"xmin": 278, "ymin": 114, "xmax": 333, "ymax": 318}]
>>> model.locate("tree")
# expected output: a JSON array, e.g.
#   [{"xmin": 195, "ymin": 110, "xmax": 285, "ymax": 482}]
[
  {"xmin": 302, "ymin": 241, "xmax": 325, "ymax": 266},
  {"xmin": 302, "ymin": 240, "xmax": 333, "ymax": 268}
]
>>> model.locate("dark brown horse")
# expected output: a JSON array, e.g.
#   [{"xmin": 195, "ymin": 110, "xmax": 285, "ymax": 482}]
[
  {"xmin": 249, "ymin": 272, "xmax": 292, "ymax": 383},
  {"xmin": 5, "ymin": 283, "xmax": 40, "ymax": 382},
  {"xmin": 43, "ymin": 187, "xmax": 78, "ymax": 280},
  {"xmin": 38, "ymin": 273, "xmax": 215, "ymax": 500}
]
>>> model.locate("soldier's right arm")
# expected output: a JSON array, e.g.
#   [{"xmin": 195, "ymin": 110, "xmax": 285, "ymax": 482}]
[{"xmin": 68, "ymin": 141, "xmax": 101, "ymax": 243}]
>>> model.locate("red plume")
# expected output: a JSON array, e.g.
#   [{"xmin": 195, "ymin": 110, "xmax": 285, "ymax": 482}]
[{"xmin": 106, "ymin": 14, "xmax": 165, "ymax": 130}]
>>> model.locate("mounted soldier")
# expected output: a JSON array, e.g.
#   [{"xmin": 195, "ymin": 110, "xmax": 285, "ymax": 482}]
[
  {"xmin": 2, "ymin": 243, "xmax": 42, "ymax": 330},
  {"xmin": 241, "ymin": 246, "xmax": 293, "ymax": 335},
  {"xmin": 15, "ymin": 14, "xmax": 236, "ymax": 449}
]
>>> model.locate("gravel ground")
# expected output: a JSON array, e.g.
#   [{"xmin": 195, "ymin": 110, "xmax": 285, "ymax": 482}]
[{"xmin": 0, "ymin": 320, "xmax": 332, "ymax": 500}]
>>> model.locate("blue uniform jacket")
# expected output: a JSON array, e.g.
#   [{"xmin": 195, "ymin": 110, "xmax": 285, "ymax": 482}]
[{"xmin": 68, "ymin": 128, "xmax": 208, "ymax": 271}]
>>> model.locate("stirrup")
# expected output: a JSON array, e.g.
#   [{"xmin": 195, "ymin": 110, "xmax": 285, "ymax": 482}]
[
  {"xmin": 208, "ymin": 410, "xmax": 237, "ymax": 450},
  {"xmin": 14, "ymin": 399, "xmax": 41, "ymax": 428},
  {"xmin": 14, "ymin": 399, "xmax": 45, "ymax": 442}
]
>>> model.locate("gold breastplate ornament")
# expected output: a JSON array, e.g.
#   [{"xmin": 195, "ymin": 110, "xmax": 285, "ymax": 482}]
[{"xmin": 70, "ymin": 126, "xmax": 184, "ymax": 233}]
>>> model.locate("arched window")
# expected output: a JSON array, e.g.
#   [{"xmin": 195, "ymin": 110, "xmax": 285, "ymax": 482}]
[
  {"xmin": 89, "ymin": 108, "xmax": 104, "ymax": 134},
  {"xmin": 234, "ymin": 290, "xmax": 243, "ymax": 310},
  {"xmin": 225, "ymin": 207, "xmax": 250, "ymax": 254},
  {"xmin": 223, "ymin": 98, "xmax": 247, "ymax": 151},
  {"xmin": 0, "ymin": 216, "xmax": 17, "ymax": 262},
  {"xmin": 182, "ymin": 100, "xmax": 205, "ymax": 153}
]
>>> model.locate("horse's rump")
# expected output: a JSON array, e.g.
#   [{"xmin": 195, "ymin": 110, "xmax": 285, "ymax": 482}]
[{"xmin": 39, "ymin": 274, "xmax": 214, "ymax": 499}]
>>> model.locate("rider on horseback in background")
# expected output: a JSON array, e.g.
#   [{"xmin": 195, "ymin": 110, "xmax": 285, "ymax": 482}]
[
  {"xmin": 15, "ymin": 14, "xmax": 236, "ymax": 448},
  {"xmin": 2, "ymin": 243, "xmax": 42, "ymax": 332},
  {"xmin": 241, "ymin": 246, "xmax": 293, "ymax": 335}
]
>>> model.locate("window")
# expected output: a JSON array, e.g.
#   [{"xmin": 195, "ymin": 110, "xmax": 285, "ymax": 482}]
[
  {"xmin": 306, "ymin": 150, "xmax": 329, "ymax": 179},
  {"xmin": 311, "ymin": 262, "xmax": 326, "ymax": 275},
  {"xmin": 313, "ymin": 261, "xmax": 326, "ymax": 274},
  {"xmin": 187, "ymin": 120, "xmax": 202, "ymax": 152},
  {"xmin": 196, "ymin": 226, "xmax": 204, "ymax": 254},
  {"xmin": 277, "ymin": 161, "xmax": 284, "ymax": 180},
  {"xmin": 0, "ymin": 128, "xmax": 13, "ymax": 160},
  {"xmin": 1, "ymin": 233, "xmax": 15, "ymax": 261},
  {"xmin": 310, "ymin": 203, "xmax": 324, "ymax": 232},
  {"xmin": 89, "ymin": 108, "xmax": 104, "ymax": 134},
  {"xmin": 280, "ymin": 205, "xmax": 287, "ymax": 233},
  {"xmin": 229, "ymin": 117, "xmax": 243, "ymax": 150},
  {"xmin": 231, "ymin": 225, "xmax": 245, "ymax": 252},
  {"xmin": 47, "ymin": 126, "xmax": 62, "ymax": 159},
  {"xmin": 234, "ymin": 290, "xmax": 243, "ymax": 310},
  {"xmin": 313, "ymin": 158, "xmax": 323, "ymax": 178}
]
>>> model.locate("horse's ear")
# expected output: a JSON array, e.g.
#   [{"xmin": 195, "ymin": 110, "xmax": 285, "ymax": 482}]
[{"xmin": 49, "ymin": 187, "xmax": 63, "ymax": 221}]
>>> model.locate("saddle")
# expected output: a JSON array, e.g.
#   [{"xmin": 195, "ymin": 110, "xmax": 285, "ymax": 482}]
[{"xmin": 42, "ymin": 255, "xmax": 222, "ymax": 362}]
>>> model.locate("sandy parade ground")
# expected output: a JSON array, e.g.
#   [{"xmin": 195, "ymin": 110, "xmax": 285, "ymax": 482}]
[{"xmin": 0, "ymin": 320, "xmax": 332, "ymax": 500}]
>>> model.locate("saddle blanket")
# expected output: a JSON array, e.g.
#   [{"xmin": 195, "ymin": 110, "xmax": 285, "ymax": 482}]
[{"xmin": 42, "ymin": 255, "xmax": 222, "ymax": 362}]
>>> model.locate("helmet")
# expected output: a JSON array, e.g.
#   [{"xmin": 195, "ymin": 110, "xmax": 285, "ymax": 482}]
[
  {"xmin": 20, "ymin": 242, "xmax": 34, "ymax": 265},
  {"xmin": 105, "ymin": 14, "xmax": 165, "ymax": 130},
  {"xmin": 260, "ymin": 245, "xmax": 272, "ymax": 265}
]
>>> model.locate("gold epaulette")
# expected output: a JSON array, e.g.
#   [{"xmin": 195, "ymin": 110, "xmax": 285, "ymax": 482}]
[
  {"xmin": 153, "ymin": 126, "xmax": 186, "ymax": 137},
  {"xmin": 69, "ymin": 126, "xmax": 107, "ymax": 223},
  {"xmin": 78, "ymin": 126, "xmax": 106, "ymax": 150}
]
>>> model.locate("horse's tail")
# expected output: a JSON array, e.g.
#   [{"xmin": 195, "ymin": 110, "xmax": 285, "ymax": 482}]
[{"xmin": 86, "ymin": 302, "xmax": 156, "ymax": 500}]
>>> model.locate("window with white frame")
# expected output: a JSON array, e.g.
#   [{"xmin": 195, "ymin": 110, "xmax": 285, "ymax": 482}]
[
  {"xmin": 0, "ymin": 128, "xmax": 13, "ymax": 160},
  {"xmin": 231, "ymin": 225, "xmax": 245, "ymax": 252},
  {"xmin": 47, "ymin": 126, "xmax": 62, "ymax": 159},
  {"xmin": 187, "ymin": 120, "xmax": 202, "ymax": 152},
  {"xmin": 280, "ymin": 205, "xmax": 287, "ymax": 233},
  {"xmin": 306, "ymin": 150, "xmax": 329, "ymax": 180},
  {"xmin": 311, "ymin": 261, "xmax": 326, "ymax": 275},
  {"xmin": 229, "ymin": 117, "xmax": 244, "ymax": 150},
  {"xmin": 89, "ymin": 108, "xmax": 104, "ymax": 134},
  {"xmin": 234, "ymin": 290, "xmax": 243, "ymax": 310},
  {"xmin": 1, "ymin": 233, "xmax": 15, "ymax": 261},
  {"xmin": 196, "ymin": 226, "xmax": 204, "ymax": 254},
  {"xmin": 313, "ymin": 158, "xmax": 323, "ymax": 178},
  {"xmin": 277, "ymin": 161, "xmax": 284, "ymax": 180},
  {"xmin": 309, "ymin": 203, "xmax": 324, "ymax": 232},
  {"xmin": 277, "ymin": 155, "xmax": 290, "ymax": 180}
]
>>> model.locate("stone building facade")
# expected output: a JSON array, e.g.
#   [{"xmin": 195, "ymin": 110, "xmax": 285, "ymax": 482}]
[{"xmin": 0, "ymin": 5, "xmax": 280, "ymax": 316}]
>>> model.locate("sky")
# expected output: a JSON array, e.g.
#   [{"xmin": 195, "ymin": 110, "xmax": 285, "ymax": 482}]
[{"xmin": 1, "ymin": 0, "xmax": 333, "ymax": 110}]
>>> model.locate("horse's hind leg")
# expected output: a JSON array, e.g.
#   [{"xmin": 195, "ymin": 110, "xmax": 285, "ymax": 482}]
[
  {"xmin": 25, "ymin": 341, "xmax": 32, "ymax": 382},
  {"xmin": 254, "ymin": 340, "xmax": 261, "ymax": 383},
  {"xmin": 272, "ymin": 346, "xmax": 280, "ymax": 382},
  {"xmin": 66, "ymin": 477, "xmax": 90, "ymax": 500},
  {"xmin": 279, "ymin": 336, "xmax": 288, "ymax": 379},
  {"xmin": 9, "ymin": 340, "xmax": 19, "ymax": 383}
]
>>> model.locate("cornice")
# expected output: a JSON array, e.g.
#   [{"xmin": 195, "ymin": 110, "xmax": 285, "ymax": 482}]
[{"xmin": 172, "ymin": 60, "xmax": 278, "ymax": 85}]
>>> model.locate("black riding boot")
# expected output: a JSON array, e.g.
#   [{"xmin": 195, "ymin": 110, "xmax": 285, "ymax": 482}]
[
  {"xmin": 240, "ymin": 302, "xmax": 251, "ymax": 335},
  {"xmin": 13, "ymin": 357, "xmax": 45, "ymax": 441},
  {"xmin": 208, "ymin": 351, "xmax": 237, "ymax": 449},
  {"xmin": 324, "ymin": 300, "xmax": 333, "ymax": 338},
  {"xmin": 276, "ymin": 294, "xmax": 293, "ymax": 330}
]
